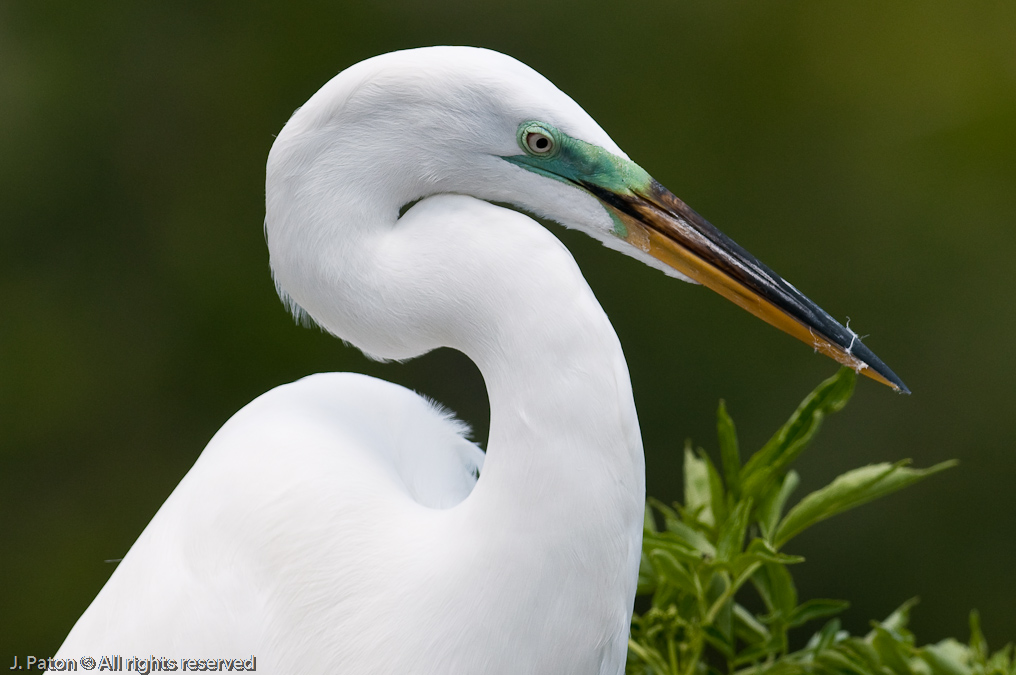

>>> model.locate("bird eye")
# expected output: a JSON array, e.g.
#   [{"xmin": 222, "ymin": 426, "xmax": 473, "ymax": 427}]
[
  {"xmin": 525, "ymin": 131, "xmax": 554, "ymax": 154},
  {"xmin": 516, "ymin": 122, "xmax": 560, "ymax": 158}
]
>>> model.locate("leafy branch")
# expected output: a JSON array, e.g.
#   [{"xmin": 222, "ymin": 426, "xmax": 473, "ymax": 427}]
[{"xmin": 627, "ymin": 368, "xmax": 1010, "ymax": 675}]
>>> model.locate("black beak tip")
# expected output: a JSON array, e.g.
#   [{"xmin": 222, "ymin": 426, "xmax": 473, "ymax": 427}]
[{"xmin": 848, "ymin": 339, "xmax": 910, "ymax": 395}]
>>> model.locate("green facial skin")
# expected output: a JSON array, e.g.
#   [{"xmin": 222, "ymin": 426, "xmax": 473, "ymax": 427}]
[{"xmin": 501, "ymin": 121, "xmax": 654, "ymax": 238}]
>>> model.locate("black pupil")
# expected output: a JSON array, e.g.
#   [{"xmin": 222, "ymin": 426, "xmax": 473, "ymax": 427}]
[{"xmin": 534, "ymin": 135, "xmax": 549, "ymax": 150}]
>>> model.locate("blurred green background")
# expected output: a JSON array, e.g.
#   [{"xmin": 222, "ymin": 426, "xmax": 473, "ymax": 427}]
[{"xmin": 2, "ymin": 0, "xmax": 1014, "ymax": 658}]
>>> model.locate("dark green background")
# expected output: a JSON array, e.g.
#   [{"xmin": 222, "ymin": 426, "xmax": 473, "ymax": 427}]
[{"xmin": 2, "ymin": 0, "xmax": 1014, "ymax": 658}]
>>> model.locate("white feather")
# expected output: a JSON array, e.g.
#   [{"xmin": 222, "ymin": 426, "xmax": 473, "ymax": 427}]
[{"xmin": 54, "ymin": 47, "xmax": 652, "ymax": 674}]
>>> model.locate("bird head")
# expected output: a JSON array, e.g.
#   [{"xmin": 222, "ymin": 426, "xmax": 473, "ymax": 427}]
[{"xmin": 266, "ymin": 46, "xmax": 906, "ymax": 392}]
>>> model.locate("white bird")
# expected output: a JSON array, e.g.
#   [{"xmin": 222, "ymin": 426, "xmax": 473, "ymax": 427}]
[{"xmin": 51, "ymin": 47, "xmax": 906, "ymax": 674}]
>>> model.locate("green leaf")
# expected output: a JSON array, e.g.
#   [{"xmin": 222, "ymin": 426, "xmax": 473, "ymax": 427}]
[
  {"xmin": 660, "ymin": 518, "xmax": 717, "ymax": 559},
  {"xmin": 751, "ymin": 663, "xmax": 811, "ymax": 675},
  {"xmin": 815, "ymin": 647, "xmax": 876, "ymax": 675},
  {"xmin": 733, "ymin": 642, "xmax": 775, "ymax": 667},
  {"xmin": 740, "ymin": 368, "xmax": 856, "ymax": 501},
  {"xmin": 628, "ymin": 638, "xmax": 671, "ymax": 675},
  {"xmin": 713, "ymin": 577, "xmax": 735, "ymax": 643},
  {"xmin": 685, "ymin": 443, "xmax": 715, "ymax": 527},
  {"xmin": 752, "ymin": 561, "xmax": 797, "ymax": 619},
  {"xmin": 704, "ymin": 624, "xmax": 736, "ymax": 659},
  {"xmin": 774, "ymin": 461, "xmax": 957, "ymax": 548},
  {"xmin": 733, "ymin": 603, "xmax": 771, "ymax": 646},
  {"xmin": 644, "ymin": 502, "xmax": 658, "ymax": 534},
  {"xmin": 880, "ymin": 598, "xmax": 920, "ymax": 636},
  {"xmin": 967, "ymin": 611, "xmax": 987, "ymax": 662},
  {"xmin": 637, "ymin": 550, "xmax": 658, "ymax": 596},
  {"xmin": 744, "ymin": 538, "xmax": 805, "ymax": 566},
  {"xmin": 921, "ymin": 640, "xmax": 973, "ymax": 675},
  {"xmin": 787, "ymin": 599, "xmax": 850, "ymax": 628},
  {"xmin": 841, "ymin": 639, "xmax": 885, "ymax": 673},
  {"xmin": 699, "ymin": 448, "xmax": 728, "ymax": 527},
  {"xmin": 717, "ymin": 399, "xmax": 741, "ymax": 498},
  {"xmin": 758, "ymin": 471, "xmax": 800, "ymax": 542},
  {"xmin": 717, "ymin": 499, "xmax": 752, "ymax": 563},
  {"xmin": 649, "ymin": 549, "xmax": 698, "ymax": 594},
  {"xmin": 872, "ymin": 624, "xmax": 917, "ymax": 675},
  {"xmin": 644, "ymin": 532, "xmax": 708, "ymax": 566},
  {"xmin": 808, "ymin": 618, "xmax": 844, "ymax": 652},
  {"xmin": 984, "ymin": 645, "xmax": 1014, "ymax": 675},
  {"xmin": 648, "ymin": 497, "xmax": 681, "ymax": 528}
]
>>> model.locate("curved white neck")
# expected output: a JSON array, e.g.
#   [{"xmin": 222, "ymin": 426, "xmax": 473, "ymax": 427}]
[
  {"xmin": 467, "ymin": 241, "xmax": 645, "ymax": 532},
  {"xmin": 269, "ymin": 171, "xmax": 646, "ymax": 668},
  {"xmin": 392, "ymin": 196, "xmax": 647, "ymax": 668}
]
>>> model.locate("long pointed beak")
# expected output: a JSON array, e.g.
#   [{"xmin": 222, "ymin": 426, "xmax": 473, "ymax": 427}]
[{"xmin": 584, "ymin": 179, "xmax": 909, "ymax": 393}]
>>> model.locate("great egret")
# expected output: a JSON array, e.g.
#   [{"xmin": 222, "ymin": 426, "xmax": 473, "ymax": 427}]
[{"xmin": 51, "ymin": 47, "xmax": 905, "ymax": 674}]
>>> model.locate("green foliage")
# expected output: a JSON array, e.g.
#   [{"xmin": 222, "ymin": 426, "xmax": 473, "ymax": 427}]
[{"xmin": 626, "ymin": 368, "xmax": 1005, "ymax": 675}]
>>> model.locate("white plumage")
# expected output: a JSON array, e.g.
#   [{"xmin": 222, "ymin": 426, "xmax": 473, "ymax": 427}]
[
  {"xmin": 55, "ymin": 47, "xmax": 647, "ymax": 674},
  {"xmin": 52, "ymin": 45, "xmax": 904, "ymax": 675}
]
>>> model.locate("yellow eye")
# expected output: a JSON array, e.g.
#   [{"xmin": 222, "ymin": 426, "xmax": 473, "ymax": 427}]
[{"xmin": 525, "ymin": 131, "xmax": 554, "ymax": 154}]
